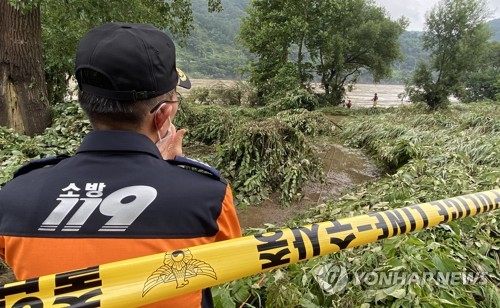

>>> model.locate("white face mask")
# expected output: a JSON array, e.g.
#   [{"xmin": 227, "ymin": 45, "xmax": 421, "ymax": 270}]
[
  {"xmin": 155, "ymin": 115, "xmax": 172, "ymax": 148},
  {"xmin": 156, "ymin": 129, "xmax": 172, "ymax": 148}
]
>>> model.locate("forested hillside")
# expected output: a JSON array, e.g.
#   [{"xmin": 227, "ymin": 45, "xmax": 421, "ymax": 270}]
[
  {"xmin": 364, "ymin": 31, "xmax": 428, "ymax": 84},
  {"xmin": 178, "ymin": 3, "xmax": 500, "ymax": 82},
  {"xmin": 176, "ymin": 0, "xmax": 249, "ymax": 78}
]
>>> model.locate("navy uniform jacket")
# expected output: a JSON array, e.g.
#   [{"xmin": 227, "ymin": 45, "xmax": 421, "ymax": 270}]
[{"xmin": 0, "ymin": 130, "xmax": 242, "ymax": 307}]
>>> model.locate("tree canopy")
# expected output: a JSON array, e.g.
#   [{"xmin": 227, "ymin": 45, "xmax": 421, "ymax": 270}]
[
  {"xmin": 405, "ymin": 0, "xmax": 492, "ymax": 109},
  {"xmin": 239, "ymin": 0, "xmax": 407, "ymax": 104},
  {"xmin": 40, "ymin": 0, "xmax": 224, "ymax": 103},
  {"xmin": 463, "ymin": 41, "xmax": 500, "ymax": 102}
]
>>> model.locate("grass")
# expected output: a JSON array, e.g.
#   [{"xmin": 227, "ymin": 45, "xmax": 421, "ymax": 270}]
[
  {"xmin": 214, "ymin": 102, "xmax": 500, "ymax": 308},
  {"xmin": 0, "ymin": 100, "xmax": 498, "ymax": 307}
]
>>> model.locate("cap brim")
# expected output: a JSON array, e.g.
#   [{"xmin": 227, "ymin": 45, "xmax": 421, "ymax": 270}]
[{"xmin": 176, "ymin": 68, "xmax": 191, "ymax": 89}]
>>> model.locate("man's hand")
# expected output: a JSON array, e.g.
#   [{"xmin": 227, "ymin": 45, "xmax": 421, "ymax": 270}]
[{"xmin": 158, "ymin": 124, "xmax": 186, "ymax": 160}]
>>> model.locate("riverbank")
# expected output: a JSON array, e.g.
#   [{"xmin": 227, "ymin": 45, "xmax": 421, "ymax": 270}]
[{"xmin": 237, "ymin": 140, "xmax": 380, "ymax": 229}]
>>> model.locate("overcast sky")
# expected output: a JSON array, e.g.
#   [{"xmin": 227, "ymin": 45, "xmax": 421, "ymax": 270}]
[{"xmin": 373, "ymin": 0, "xmax": 500, "ymax": 31}]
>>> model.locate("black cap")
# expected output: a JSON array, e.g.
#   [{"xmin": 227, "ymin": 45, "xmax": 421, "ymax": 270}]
[{"xmin": 75, "ymin": 22, "xmax": 191, "ymax": 101}]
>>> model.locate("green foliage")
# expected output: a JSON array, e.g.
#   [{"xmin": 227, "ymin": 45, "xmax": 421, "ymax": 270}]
[
  {"xmin": 264, "ymin": 63, "xmax": 303, "ymax": 101},
  {"xmin": 0, "ymin": 101, "xmax": 91, "ymax": 185},
  {"xmin": 38, "ymin": 3, "xmax": 500, "ymax": 101},
  {"xmin": 383, "ymin": 31, "xmax": 430, "ymax": 85},
  {"xmin": 239, "ymin": 0, "xmax": 306, "ymax": 100},
  {"xmin": 317, "ymin": 106, "xmax": 352, "ymax": 116},
  {"xmin": 265, "ymin": 270, "xmax": 304, "ymax": 306},
  {"xmin": 215, "ymin": 118, "xmax": 324, "ymax": 206},
  {"xmin": 268, "ymin": 88, "xmax": 319, "ymax": 112},
  {"xmin": 342, "ymin": 103, "xmax": 500, "ymax": 171},
  {"xmin": 183, "ymin": 104, "xmax": 240, "ymax": 146},
  {"xmin": 405, "ymin": 62, "xmax": 450, "ymax": 109},
  {"xmin": 39, "ymin": 0, "xmax": 222, "ymax": 103},
  {"xmin": 275, "ymin": 109, "xmax": 335, "ymax": 137},
  {"xmin": 206, "ymin": 82, "xmax": 243, "ymax": 105},
  {"xmin": 240, "ymin": 0, "xmax": 406, "ymax": 103},
  {"xmin": 213, "ymin": 275, "xmax": 266, "ymax": 308},
  {"xmin": 177, "ymin": 0, "xmax": 250, "ymax": 79},
  {"xmin": 7, "ymin": 0, "xmax": 40, "ymax": 12},
  {"xmin": 463, "ymin": 41, "xmax": 500, "ymax": 102},
  {"xmin": 188, "ymin": 88, "xmax": 211, "ymax": 104},
  {"xmin": 306, "ymin": 0, "xmax": 407, "ymax": 98},
  {"xmin": 218, "ymin": 102, "xmax": 499, "ymax": 307},
  {"xmin": 0, "ymin": 128, "xmax": 33, "ymax": 185},
  {"xmin": 405, "ymin": 0, "xmax": 492, "ymax": 109},
  {"xmin": 38, "ymin": 2, "xmax": 497, "ymax": 91}
]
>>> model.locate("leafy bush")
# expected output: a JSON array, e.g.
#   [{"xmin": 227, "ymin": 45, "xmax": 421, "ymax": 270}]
[
  {"xmin": 269, "ymin": 88, "xmax": 319, "ymax": 112},
  {"xmin": 275, "ymin": 109, "xmax": 335, "ymax": 137},
  {"xmin": 186, "ymin": 104, "xmax": 240, "ymax": 146},
  {"xmin": 175, "ymin": 102, "xmax": 329, "ymax": 207},
  {"xmin": 215, "ymin": 118, "xmax": 324, "ymax": 206},
  {"xmin": 209, "ymin": 81, "xmax": 257, "ymax": 106},
  {"xmin": 404, "ymin": 62, "xmax": 450, "ymax": 110},
  {"xmin": 188, "ymin": 87, "xmax": 211, "ymax": 104},
  {"xmin": 0, "ymin": 101, "xmax": 90, "ymax": 185}
]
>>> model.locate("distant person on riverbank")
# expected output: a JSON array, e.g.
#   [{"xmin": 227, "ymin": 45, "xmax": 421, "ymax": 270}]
[
  {"xmin": 347, "ymin": 99, "xmax": 352, "ymax": 109},
  {"xmin": 0, "ymin": 22, "xmax": 241, "ymax": 308},
  {"xmin": 372, "ymin": 93, "xmax": 378, "ymax": 108}
]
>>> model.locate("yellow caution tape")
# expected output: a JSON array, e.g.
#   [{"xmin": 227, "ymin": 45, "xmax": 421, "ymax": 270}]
[{"xmin": 0, "ymin": 189, "xmax": 498, "ymax": 307}]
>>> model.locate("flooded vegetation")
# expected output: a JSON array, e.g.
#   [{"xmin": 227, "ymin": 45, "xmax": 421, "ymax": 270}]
[
  {"xmin": 237, "ymin": 142, "xmax": 380, "ymax": 229},
  {"xmin": 222, "ymin": 102, "xmax": 500, "ymax": 308}
]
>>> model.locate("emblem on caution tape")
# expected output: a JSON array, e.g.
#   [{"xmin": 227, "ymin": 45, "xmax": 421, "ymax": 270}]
[{"xmin": 142, "ymin": 249, "xmax": 217, "ymax": 296}]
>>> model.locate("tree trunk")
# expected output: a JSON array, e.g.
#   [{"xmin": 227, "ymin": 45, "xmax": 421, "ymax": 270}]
[
  {"xmin": 0, "ymin": 0, "xmax": 51, "ymax": 136},
  {"xmin": 297, "ymin": 1, "xmax": 308, "ymax": 85}
]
